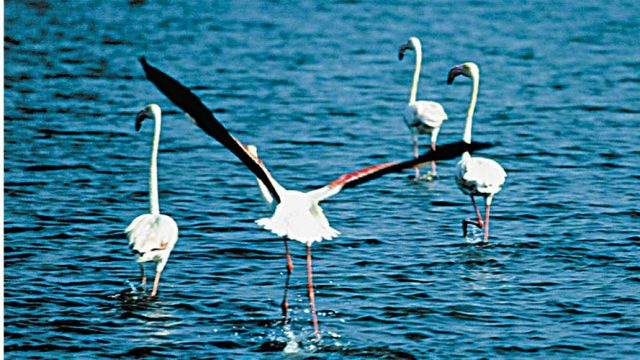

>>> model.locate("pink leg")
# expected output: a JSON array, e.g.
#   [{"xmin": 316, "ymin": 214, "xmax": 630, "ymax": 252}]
[
  {"xmin": 430, "ymin": 141, "xmax": 437, "ymax": 176},
  {"xmin": 151, "ymin": 270, "xmax": 161, "ymax": 296},
  {"xmin": 281, "ymin": 270, "xmax": 291, "ymax": 322},
  {"xmin": 412, "ymin": 135, "xmax": 420, "ymax": 179},
  {"xmin": 472, "ymin": 196, "xmax": 484, "ymax": 226},
  {"xmin": 283, "ymin": 237, "xmax": 294, "ymax": 274},
  {"xmin": 140, "ymin": 264, "xmax": 146, "ymax": 286},
  {"xmin": 282, "ymin": 237, "xmax": 293, "ymax": 321},
  {"xmin": 306, "ymin": 244, "xmax": 320, "ymax": 340},
  {"xmin": 483, "ymin": 201, "xmax": 491, "ymax": 243},
  {"xmin": 462, "ymin": 196, "xmax": 484, "ymax": 237}
]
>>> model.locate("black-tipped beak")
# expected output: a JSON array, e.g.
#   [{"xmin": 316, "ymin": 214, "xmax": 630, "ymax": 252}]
[
  {"xmin": 398, "ymin": 44, "xmax": 410, "ymax": 61},
  {"xmin": 447, "ymin": 65, "xmax": 464, "ymax": 85},
  {"xmin": 135, "ymin": 110, "xmax": 147, "ymax": 131}
]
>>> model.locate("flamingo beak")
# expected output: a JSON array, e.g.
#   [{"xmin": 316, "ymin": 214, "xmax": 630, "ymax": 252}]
[
  {"xmin": 135, "ymin": 110, "xmax": 148, "ymax": 131},
  {"xmin": 447, "ymin": 64, "xmax": 465, "ymax": 85},
  {"xmin": 398, "ymin": 44, "xmax": 410, "ymax": 60}
]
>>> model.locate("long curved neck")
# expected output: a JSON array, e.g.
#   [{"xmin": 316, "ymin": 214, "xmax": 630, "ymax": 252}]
[
  {"xmin": 463, "ymin": 71, "xmax": 479, "ymax": 145},
  {"xmin": 149, "ymin": 111, "xmax": 161, "ymax": 215},
  {"xmin": 409, "ymin": 44, "xmax": 422, "ymax": 103}
]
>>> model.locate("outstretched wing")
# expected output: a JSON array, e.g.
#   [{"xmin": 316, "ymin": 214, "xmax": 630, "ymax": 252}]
[
  {"xmin": 139, "ymin": 57, "xmax": 282, "ymax": 203},
  {"xmin": 309, "ymin": 141, "xmax": 493, "ymax": 201}
]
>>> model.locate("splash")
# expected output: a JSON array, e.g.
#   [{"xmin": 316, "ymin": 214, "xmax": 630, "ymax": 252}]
[{"xmin": 282, "ymin": 327, "xmax": 300, "ymax": 354}]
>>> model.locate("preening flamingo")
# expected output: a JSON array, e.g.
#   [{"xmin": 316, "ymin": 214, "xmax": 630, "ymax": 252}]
[
  {"xmin": 125, "ymin": 104, "xmax": 179, "ymax": 296},
  {"xmin": 399, "ymin": 36, "xmax": 448, "ymax": 180},
  {"xmin": 447, "ymin": 62, "xmax": 507, "ymax": 243},
  {"xmin": 139, "ymin": 57, "xmax": 492, "ymax": 338}
]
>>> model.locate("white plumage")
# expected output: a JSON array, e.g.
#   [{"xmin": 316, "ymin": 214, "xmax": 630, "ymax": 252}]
[
  {"xmin": 126, "ymin": 214, "xmax": 179, "ymax": 267},
  {"xmin": 404, "ymin": 100, "xmax": 448, "ymax": 134},
  {"xmin": 125, "ymin": 104, "xmax": 179, "ymax": 296},
  {"xmin": 456, "ymin": 154, "xmax": 507, "ymax": 197},
  {"xmin": 255, "ymin": 190, "xmax": 340, "ymax": 244},
  {"xmin": 247, "ymin": 145, "xmax": 341, "ymax": 245},
  {"xmin": 448, "ymin": 62, "xmax": 507, "ymax": 242},
  {"xmin": 399, "ymin": 36, "xmax": 448, "ymax": 179}
]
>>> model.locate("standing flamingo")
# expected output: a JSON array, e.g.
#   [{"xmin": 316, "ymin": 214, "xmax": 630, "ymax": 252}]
[
  {"xmin": 399, "ymin": 36, "xmax": 448, "ymax": 180},
  {"xmin": 139, "ymin": 57, "xmax": 491, "ymax": 338},
  {"xmin": 447, "ymin": 62, "xmax": 507, "ymax": 243},
  {"xmin": 125, "ymin": 104, "xmax": 179, "ymax": 296}
]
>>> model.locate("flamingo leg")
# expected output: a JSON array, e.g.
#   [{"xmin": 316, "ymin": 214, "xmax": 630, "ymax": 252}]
[
  {"xmin": 151, "ymin": 270, "xmax": 162, "ymax": 297},
  {"xmin": 280, "ymin": 237, "xmax": 293, "ymax": 322},
  {"xmin": 412, "ymin": 134, "xmax": 420, "ymax": 179},
  {"xmin": 483, "ymin": 197, "xmax": 492, "ymax": 243},
  {"xmin": 283, "ymin": 237, "xmax": 294, "ymax": 274},
  {"xmin": 472, "ymin": 196, "xmax": 484, "ymax": 226},
  {"xmin": 139, "ymin": 263, "xmax": 147, "ymax": 286},
  {"xmin": 306, "ymin": 244, "xmax": 320, "ymax": 340},
  {"xmin": 281, "ymin": 270, "xmax": 291, "ymax": 323},
  {"xmin": 462, "ymin": 196, "xmax": 484, "ymax": 237},
  {"xmin": 430, "ymin": 141, "xmax": 437, "ymax": 177}
]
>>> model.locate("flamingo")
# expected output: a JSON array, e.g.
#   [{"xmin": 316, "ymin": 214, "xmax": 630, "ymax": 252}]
[
  {"xmin": 138, "ymin": 57, "xmax": 492, "ymax": 338},
  {"xmin": 399, "ymin": 36, "xmax": 448, "ymax": 180},
  {"xmin": 125, "ymin": 104, "xmax": 179, "ymax": 296},
  {"xmin": 447, "ymin": 62, "xmax": 507, "ymax": 243}
]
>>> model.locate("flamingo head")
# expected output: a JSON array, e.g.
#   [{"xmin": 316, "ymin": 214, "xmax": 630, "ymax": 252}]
[
  {"xmin": 398, "ymin": 36, "xmax": 420, "ymax": 61},
  {"xmin": 447, "ymin": 62, "xmax": 479, "ymax": 84},
  {"xmin": 136, "ymin": 103, "xmax": 161, "ymax": 131},
  {"xmin": 246, "ymin": 144, "xmax": 259, "ymax": 159}
]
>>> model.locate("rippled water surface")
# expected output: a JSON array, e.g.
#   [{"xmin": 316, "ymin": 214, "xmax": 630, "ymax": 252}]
[{"xmin": 5, "ymin": 0, "xmax": 640, "ymax": 358}]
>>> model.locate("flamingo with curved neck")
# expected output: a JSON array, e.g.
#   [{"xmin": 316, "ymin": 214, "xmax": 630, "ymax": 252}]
[
  {"xmin": 399, "ymin": 36, "xmax": 448, "ymax": 180},
  {"xmin": 125, "ymin": 104, "xmax": 179, "ymax": 296},
  {"xmin": 448, "ymin": 62, "xmax": 506, "ymax": 243}
]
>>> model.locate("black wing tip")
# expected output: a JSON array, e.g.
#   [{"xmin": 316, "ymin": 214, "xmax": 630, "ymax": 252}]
[{"xmin": 139, "ymin": 56, "xmax": 151, "ymax": 74}]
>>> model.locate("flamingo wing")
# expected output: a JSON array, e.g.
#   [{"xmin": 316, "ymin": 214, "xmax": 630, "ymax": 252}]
[
  {"xmin": 139, "ymin": 57, "xmax": 282, "ymax": 203},
  {"xmin": 310, "ymin": 140, "xmax": 494, "ymax": 201}
]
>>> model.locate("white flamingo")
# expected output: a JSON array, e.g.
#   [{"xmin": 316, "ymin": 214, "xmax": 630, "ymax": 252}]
[
  {"xmin": 139, "ymin": 57, "xmax": 491, "ymax": 338},
  {"xmin": 125, "ymin": 104, "xmax": 179, "ymax": 296},
  {"xmin": 447, "ymin": 62, "xmax": 507, "ymax": 243},
  {"xmin": 399, "ymin": 36, "xmax": 448, "ymax": 180}
]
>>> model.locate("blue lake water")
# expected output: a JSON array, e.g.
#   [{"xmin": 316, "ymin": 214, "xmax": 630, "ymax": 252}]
[{"xmin": 4, "ymin": 0, "xmax": 640, "ymax": 358}]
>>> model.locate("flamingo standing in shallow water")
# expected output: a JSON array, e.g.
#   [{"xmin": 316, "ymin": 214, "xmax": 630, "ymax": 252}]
[
  {"xmin": 447, "ymin": 62, "xmax": 507, "ymax": 243},
  {"xmin": 138, "ymin": 57, "xmax": 492, "ymax": 338},
  {"xmin": 125, "ymin": 104, "xmax": 179, "ymax": 296},
  {"xmin": 399, "ymin": 36, "xmax": 448, "ymax": 180}
]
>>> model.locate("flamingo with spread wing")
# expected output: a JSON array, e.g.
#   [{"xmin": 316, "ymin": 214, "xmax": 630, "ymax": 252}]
[{"xmin": 139, "ymin": 57, "xmax": 492, "ymax": 338}]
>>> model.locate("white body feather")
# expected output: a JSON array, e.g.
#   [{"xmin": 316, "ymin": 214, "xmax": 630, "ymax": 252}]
[
  {"xmin": 256, "ymin": 189, "xmax": 340, "ymax": 245},
  {"xmin": 404, "ymin": 100, "xmax": 448, "ymax": 135},
  {"xmin": 126, "ymin": 214, "xmax": 179, "ymax": 272},
  {"xmin": 456, "ymin": 154, "xmax": 507, "ymax": 197}
]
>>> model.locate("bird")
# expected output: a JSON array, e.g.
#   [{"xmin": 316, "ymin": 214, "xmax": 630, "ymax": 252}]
[
  {"xmin": 125, "ymin": 104, "xmax": 179, "ymax": 296},
  {"xmin": 447, "ymin": 62, "xmax": 507, "ymax": 243},
  {"xmin": 399, "ymin": 36, "xmax": 448, "ymax": 180},
  {"xmin": 138, "ymin": 56, "xmax": 492, "ymax": 338}
]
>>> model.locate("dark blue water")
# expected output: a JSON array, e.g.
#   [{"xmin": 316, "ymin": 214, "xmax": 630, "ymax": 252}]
[{"xmin": 5, "ymin": 0, "xmax": 640, "ymax": 358}]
